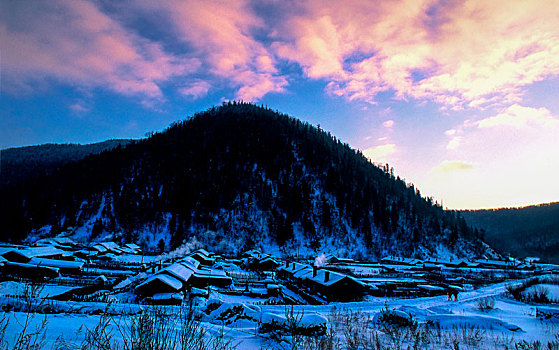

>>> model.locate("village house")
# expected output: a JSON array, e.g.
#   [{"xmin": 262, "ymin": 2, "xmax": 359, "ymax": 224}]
[
  {"xmin": 189, "ymin": 249, "xmax": 215, "ymax": 266},
  {"xmin": 2, "ymin": 246, "xmax": 67, "ymax": 263},
  {"xmin": 297, "ymin": 266, "xmax": 366, "ymax": 301},
  {"xmin": 1, "ymin": 261, "xmax": 59, "ymax": 280},
  {"xmin": 190, "ymin": 268, "xmax": 232, "ymax": 288},
  {"xmin": 29, "ymin": 257, "xmax": 84, "ymax": 275},
  {"xmin": 136, "ymin": 274, "xmax": 183, "ymax": 296},
  {"xmin": 156, "ymin": 263, "xmax": 195, "ymax": 288},
  {"xmin": 277, "ymin": 262, "xmax": 310, "ymax": 282}
]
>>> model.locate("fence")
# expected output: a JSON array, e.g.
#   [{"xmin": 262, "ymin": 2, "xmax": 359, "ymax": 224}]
[{"xmin": 227, "ymin": 271, "xmax": 261, "ymax": 283}]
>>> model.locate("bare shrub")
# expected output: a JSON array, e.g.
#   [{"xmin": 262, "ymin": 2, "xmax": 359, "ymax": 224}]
[
  {"xmin": 453, "ymin": 325, "xmax": 485, "ymax": 347},
  {"xmin": 119, "ymin": 303, "xmax": 238, "ymax": 350},
  {"xmin": 524, "ymin": 286, "xmax": 550, "ymax": 304},
  {"xmin": 477, "ymin": 297, "xmax": 496, "ymax": 311},
  {"xmin": 327, "ymin": 306, "xmax": 386, "ymax": 350},
  {"xmin": 514, "ymin": 339, "xmax": 545, "ymax": 349},
  {"xmin": 12, "ymin": 283, "xmax": 49, "ymax": 350},
  {"xmin": 12, "ymin": 315, "xmax": 48, "ymax": 350},
  {"xmin": 0, "ymin": 313, "xmax": 9, "ymax": 349},
  {"xmin": 376, "ymin": 303, "xmax": 417, "ymax": 330},
  {"xmin": 506, "ymin": 282, "xmax": 525, "ymax": 301},
  {"xmin": 541, "ymin": 275, "xmax": 559, "ymax": 286},
  {"xmin": 82, "ymin": 303, "xmax": 116, "ymax": 350}
]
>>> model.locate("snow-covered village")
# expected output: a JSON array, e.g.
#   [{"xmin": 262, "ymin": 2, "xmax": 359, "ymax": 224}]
[{"xmin": 0, "ymin": 235, "xmax": 558, "ymax": 349}]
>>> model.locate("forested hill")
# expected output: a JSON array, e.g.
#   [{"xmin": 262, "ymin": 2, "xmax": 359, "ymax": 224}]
[
  {"xmin": 1, "ymin": 103, "xmax": 491, "ymax": 259},
  {"xmin": 462, "ymin": 202, "xmax": 559, "ymax": 263},
  {"xmin": 0, "ymin": 139, "xmax": 132, "ymax": 188}
]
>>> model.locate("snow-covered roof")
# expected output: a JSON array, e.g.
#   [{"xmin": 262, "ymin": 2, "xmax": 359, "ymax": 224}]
[
  {"xmin": 381, "ymin": 257, "xmax": 422, "ymax": 265},
  {"xmin": 53, "ymin": 237, "xmax": 76, "ymax": 246},
  {"xmin": 29, "ymin": 257, "xmax": 84, "ymax": 270},
  {"xmin": 11, "ymin": 246, "xmax": 66, "ymax": 259},
  {"xmin": 189, "ymin": 252, "xmax": 215, "ymax": 265},
  {"xmin": 0, "ymin": 247, "xmax": 15, "ymax": 256},
  {"xmin": 34, "ymin": 238, "xmax": 57, "ymax": 246},
  {"xmin": 193, "ymin": 268, "xmax": 229, "ymax": 279},
  {"xmin": 125, "ymin": 243, "xmax": 141, "ymax": 250},
  {"xmin": 192, "ymin": 248, "xmax": 211, "ymax": 257},
  {"xmin": 75, "ymin": 249, "xmax": 98, "ymax": 257},
  {"xmin": 294, "ymin": 267, "xmax": 313, "ymax": 279},
  {"xmin": 158, "ymin": 263, "xmax": 194, "ymax": 283},
  {"xmin": 301, "ymin": 269, "xmax": 361, "ymax": 287},
  {"xmin": 278, "ymin": 262, "xmax": 310, "ymax": 274},
  {"xmin": 178, "ymin": 257, "xmax": 200, "ymax": 270},
  {"xmin": 243, "ymin": 249, "xmax": 262, "ymax": 258},
  {"xmin": 91, "ymin": 245, "xmax": 108, "ymax": 253},
  {"xmin": 98, "ymin": 242, "xmax": 123, "ymax": 254},
  {"xmin": 99, "ymin": 242, "xmax": 120, "ymax": 250},
  {"xmin": 417, "ymin": 284, "xmax": 446, "ymax": 291},
  {"xmin": 259, "ymin": 256, "xmax": 278, "ymax": 264},
  {"xmin": 474, "ymin": 259, "xmax": 512, "ymax": 267},
  {"xmin": 5, "ymin": 261, "xmax": 60, "ymax": 274},
  {"xmin": 119, "ymin": 247, "xmax": 137, "ymax": 254},
  {"xmin": 422, "ymin": 263, "xmax": 442, "ymax": 268},
  {"xmin": 137, "ymin": 274, "xmax": 182, "ymax": 291}
]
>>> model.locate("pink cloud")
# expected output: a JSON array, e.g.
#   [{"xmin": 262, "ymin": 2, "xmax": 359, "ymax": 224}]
[
  {"xmin": 1, "ymin": 0, "xmax": 198, "ymax": 100},
  {"xmin": 4, "ymin": 0, "xmax": 558, "ymax": 108},
  {"xmin": 135, "ymin": 0, "xmax": 287, "ymax": 101},
  {"xmin": 362, "ymin": 143, "xmax": 397, "ymax": 164},
  {"xmin": 179, "ymin": 81, "xmax": 212, "ymax": 100},
  {"xmin": 69, "ymin": 102, "xmax": 89, "ymax": 114},
  {"xmin": 382, "ymin": 120, "xmax": 394, "ymax": 128},
  {"xmin": 477, "ymin": 104, "xmax": 558, "ymax": 129},
  {"xmin": 431, "ymin": 160, "xmax": 475, "ymax": 174},
  {"xmin": 272, "ymin": 0, "xmax": 559, "ymax": 108}
]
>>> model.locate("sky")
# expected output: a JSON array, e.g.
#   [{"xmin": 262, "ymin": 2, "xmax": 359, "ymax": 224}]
[{"xmin": 1, "ymin": 0, "xmax": 559, "ymax": 210}]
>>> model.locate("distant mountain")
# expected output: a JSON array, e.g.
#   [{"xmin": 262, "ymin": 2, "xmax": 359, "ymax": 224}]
[
  {"xmin": 0, "ymin": 103, "xmax": 493, "ymax": 259},
  {"xmin": 461, "ymin": 202, "xmax": 559, "ymax": 263},
  {"xmin": 1, "ymin": 139, "xmax": 132, "ymax": 188}
]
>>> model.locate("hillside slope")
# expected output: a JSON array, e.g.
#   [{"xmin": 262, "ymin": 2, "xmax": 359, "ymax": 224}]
[
  {"xmin": 462, "ymin": 202, "xmax": 559, "ymax": 263},
  {"xmin": 1, "ymin": 103, "xmax": 491, "ymax": 259},
  {"xmin": 0, "ymin": 139, "xmax": 132, "ymax": 188}
]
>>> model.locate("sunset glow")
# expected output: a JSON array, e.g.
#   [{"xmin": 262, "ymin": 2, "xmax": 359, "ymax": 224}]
[{"xmin": 2, "ymin": 0, "xmax": 558, "ymax": 209}]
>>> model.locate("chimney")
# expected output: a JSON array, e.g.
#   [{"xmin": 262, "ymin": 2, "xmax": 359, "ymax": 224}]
[
  {"xmin": 324, "ymin": 271, "xmax": 330, "ymax": 283},
  {"xmin": 292, "ymin": 262, "xmax": 295, "ymax": 269},
  {"xmin": 313, "ymin": 266, "xmax": 317, "ymax": 277},
  {"xmin": 285, "ymin": 261, "xmax": 289, "ymax": 267}
]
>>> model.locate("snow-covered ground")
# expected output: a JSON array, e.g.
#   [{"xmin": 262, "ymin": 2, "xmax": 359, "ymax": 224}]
[{"xmin": 2, "ymin": 280, "xmax": 558, "ymax": 349}]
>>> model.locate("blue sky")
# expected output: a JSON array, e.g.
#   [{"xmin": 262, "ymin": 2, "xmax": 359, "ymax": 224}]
[{"xmin": 2, "ymin": 0, "xmax": 559, "ymax": 209}]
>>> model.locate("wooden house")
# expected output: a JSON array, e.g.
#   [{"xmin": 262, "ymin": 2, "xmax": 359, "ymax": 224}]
[
  {"xmin": 297, "ymin": 267, "xmax": 366, "ymax": 301},
  {"xmin": 256, "ymin": 256, "xmax": 280, "ymax": 271},
  {"xmin": 136, "ymin": 274, "xmax": 183, "ymax": 296},
  {"xmin": 1, "ymin": 261, "xmax": 59, "ymax": 279},
  {"xmin": 178, "ymin": 256, "xmax": 201, "ymax": 271},
  {"xmin": 156, "ymin": 263, "xmax": 195, "ymax": 288},
  {"xmin": 188, "ymin": 249, "xmax": 215, "ymax": 266},
  {"xmin": 29, "ymin": 257, "xmax": 84, "ymax": 275},
  {"xmin": 277, "ymin": 262, "xmax": 310, "ymax": 281},
  {"xmin": 190, "ymin": 268, "xmax": 232, "ymax": 288},
  {"xmin": 2, "ymin": 246, "xmax": 66, "ymax": 263}
]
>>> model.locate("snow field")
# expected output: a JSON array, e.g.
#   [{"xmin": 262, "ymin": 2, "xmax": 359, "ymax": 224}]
[{"xmin": 2, "ymin": 280, "xmax": 558, "ymax": 349}]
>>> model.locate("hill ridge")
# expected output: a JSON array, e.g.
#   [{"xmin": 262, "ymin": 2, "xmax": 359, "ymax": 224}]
[{"xmin": 1, "ymin": 102, "xmax": 492, "ymax": 259}]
